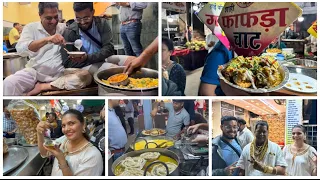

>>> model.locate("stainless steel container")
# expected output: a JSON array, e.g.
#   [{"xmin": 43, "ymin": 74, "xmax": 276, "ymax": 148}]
[
  {"xmin": 111, "ymin": 148, "xmax": 180, "ymax": 176},
  {"xmin": 3, "ymin": 56, "xmax": 28, "ymax": 78},
  {"xmin": 94, "ymin": 67, "xmax": 158, "ymax": 96}
]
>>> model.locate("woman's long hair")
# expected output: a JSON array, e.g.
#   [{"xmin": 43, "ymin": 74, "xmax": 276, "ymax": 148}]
[{"xmin": 62, "ymin": 109, "xmax": 90, "ymax": 141}]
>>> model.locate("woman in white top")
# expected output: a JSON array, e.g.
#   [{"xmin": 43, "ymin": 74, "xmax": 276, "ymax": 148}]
[
  {"xmin": 37, "ymin": 109, "xmax": 103, "ymax": 176},
  {"xmin": 283, "ymin": 125, "xmax": 317, "ymax": 176}
]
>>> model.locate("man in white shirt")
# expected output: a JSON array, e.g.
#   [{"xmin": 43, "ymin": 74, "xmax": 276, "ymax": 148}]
[
  {"xmin": 124, "ymin": 100, "xmax": 135, "ymax": 135},
  {"xmin": 3, "ymin": 2, "xmax": 91, "ymax": 96},
  {"xmin": 237, "ymin": 120, "xmax": 287, "ymax": 176},
  {"xmin": 237, "ymin": 118, "xmax": 254, "ymax": 149}
]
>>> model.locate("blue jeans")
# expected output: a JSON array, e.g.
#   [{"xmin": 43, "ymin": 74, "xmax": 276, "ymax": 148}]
[{"xmin": 120, "ymin": 21, "xmax": 143, "ymax": 56}]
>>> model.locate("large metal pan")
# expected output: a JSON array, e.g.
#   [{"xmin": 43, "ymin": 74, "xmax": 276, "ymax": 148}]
[
  {"xmin": 111, "ymin": 148, "xmax": 180, "ymax": 176},
  {"xmin": 3, "ymin": 146, "xmax": 29, "ymax": 175},
  {"xmin": 94, "ymin": 67, "xmax": 158, "ymax": 96},
  {"xmin": 218, "ymin": 61, "xmax": 289, "ymax": 94}
]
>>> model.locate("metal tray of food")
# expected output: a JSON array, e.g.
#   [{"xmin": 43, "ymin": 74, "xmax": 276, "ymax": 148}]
[
  {"xmin": 217, "ymin": 60, "xmax": 290, "ymax": 93},
  {"xmin": 3, "ymin": 146, "xmax": 29, "ymax": 175}
]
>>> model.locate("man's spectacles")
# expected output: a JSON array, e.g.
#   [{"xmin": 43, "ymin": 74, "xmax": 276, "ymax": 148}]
[{"xmin": 75, "ymin": 16, "xmax": 92, "ymax": 23}]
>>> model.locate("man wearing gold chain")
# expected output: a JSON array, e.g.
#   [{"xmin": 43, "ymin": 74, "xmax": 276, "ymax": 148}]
[{"xmin": 237, "ymin": 121, "xmax": 287, "ymax": 176}]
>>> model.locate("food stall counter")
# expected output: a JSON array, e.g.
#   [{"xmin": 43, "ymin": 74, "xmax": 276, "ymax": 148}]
[{"xmin": 5, "ymin": 146, "xmax": 47, "ymax": 176}]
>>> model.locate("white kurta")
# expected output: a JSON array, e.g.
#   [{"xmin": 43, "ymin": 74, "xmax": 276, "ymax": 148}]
[
  {"xmin": 283, "ymin": 144, "xmax": 317, "ymax": 176},
  {"xmin": 51, "ymin": 136, "xmax": 103, "ymax": 176},
  {"xmin": 237, "ymin": 127, "xmax": 254, "ymax": 149},
  {"xmin": 237, "ymin": 140, "xmax": 287, "ymax": 176},
  {"xmin": 4, "ymin": 22, "xmax": 66, "ymax": 95},
  {"xmin": 16, "ymin": 21, "xmax": 66, "ymax": 81}
]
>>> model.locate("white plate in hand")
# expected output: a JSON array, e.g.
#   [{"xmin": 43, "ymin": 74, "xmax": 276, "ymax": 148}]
[{"xmin": 284, "ymin": 73, "xmax": 317, "ymax": 93}]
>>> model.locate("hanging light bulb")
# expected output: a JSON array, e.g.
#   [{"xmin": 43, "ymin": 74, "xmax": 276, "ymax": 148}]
[
  {"xmin": 193, "ymin": 5, "xmax": 199, "ymax": 11},
  {"xmin": 167, "ymin": 15, "xmax": 174, "ymax": 23},
  {"xmin": 298, "ymin": 16, "xmax": 304, "ymax": 22}
]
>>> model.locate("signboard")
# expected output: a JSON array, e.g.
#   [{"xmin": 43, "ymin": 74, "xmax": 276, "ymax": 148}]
[
  {"xmin": 221, "ymin": 108, "xmax": 234, "ymax": 117},
  {"xmin": 162, "ymin": 2, "xmax": 187, "ymax": 13},
  {"xmin": 235, "ymin": 106, "xmax": 244, "ymax": 113},
  {"xmin": 197, "ymin": 2, "xmax": 230, "ymax": 49},
  {"xmin": 307, "ymin": 20, "xmax": 317, "ymax": 38},
  {"xmin": 285, "ymin": 99, "xmax": 303, "ymax": 145},
  {"xmin": 218, "ymin": 2, "xmax": 302, "ymax": 57},
  {"xmin": 162, "ymin": 25, "xmax": 180, "ymax": 33},
  {"xmin": 221, "ymin": 101, "xmax": 234, "ymax": 110}
]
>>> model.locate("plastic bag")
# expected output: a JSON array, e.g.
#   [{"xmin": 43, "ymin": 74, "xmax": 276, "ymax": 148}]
[{"xmin": 7, "ymin": 100, "xmax": 40, "ymax": 145}]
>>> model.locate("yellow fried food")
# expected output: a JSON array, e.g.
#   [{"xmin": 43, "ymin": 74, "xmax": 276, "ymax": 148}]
[
  {"xmin": 107, "ymin": 73, "xmax": 128, "ymax": 83},
  {"xmin": 101, "ymin": 78, "xmax": 158, "ymax": 89},
  {"xmin": 266, "ymin": 48, "xmax": 282, "ymax": 53},
  {"xmin": 134, "ymin": 140, "xmax": 174, "ymax": 150}
]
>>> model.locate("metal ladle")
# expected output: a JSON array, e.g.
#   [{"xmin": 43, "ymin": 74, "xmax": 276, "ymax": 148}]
[{"xmin": 65, "ymin": 39, "xmax": 83, "ymax": 51}]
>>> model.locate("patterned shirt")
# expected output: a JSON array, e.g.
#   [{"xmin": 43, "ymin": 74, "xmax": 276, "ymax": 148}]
[{"xmin": 3, "ymin": 115, "xmax": 16, "ymax": 132}]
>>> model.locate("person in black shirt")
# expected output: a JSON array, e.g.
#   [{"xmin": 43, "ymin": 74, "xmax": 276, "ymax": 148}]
[
  {"xmin": 91, "ymin": 106, "xmax": 105, "ymax": 175},
  {"xmin": 114, "ymin": 105, "xmax": 127, "ymax": 134},
  {"xmin": 47, "ymin": 112, "xmax": 63, "ymax": 139}
]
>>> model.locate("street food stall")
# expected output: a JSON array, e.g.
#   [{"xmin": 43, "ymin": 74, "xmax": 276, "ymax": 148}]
[
  {"xmin": 212, "ymin": 99, "xmax": 317, "ymax": 149},
  {"xmin": 3, "ymin": 2, "xmax": 159, "ymax": 96},
  {"xmin": 109, "ymin": 99, "xmax": 209, "ymax": 176},
  {"xmin": 3, "ymin": 99, "xmax": 104, "ymax": 176},
  {"xmin": 163, "ymin": 2, "xmax": 209, "ymax": 71},
  {"xmin": 196, "ymin": 2, "xmax": 317, "ymax": 96}
]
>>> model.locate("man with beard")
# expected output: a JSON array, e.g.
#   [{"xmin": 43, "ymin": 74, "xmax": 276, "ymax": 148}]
[
  {"xmin": 237, "ymin": 118, "xmax": 254, "ymax": 149},
  {"xmin": 61, "ymin": 2, "xmax": 114, "ymax": 72},
  {"xmin": 152, "ymin": 100, "xmax": 190, "ymax": 139},
  {"xmin": 212, "ymin": 116, "xmax": 241, "ymax": 176},
  {"xmin": 237, "ymin": 120, "xmax": 287, "ymax": 176},
  {"xmin": 4, "ymin": 2, "xmax": 92, "ymax": 96}
]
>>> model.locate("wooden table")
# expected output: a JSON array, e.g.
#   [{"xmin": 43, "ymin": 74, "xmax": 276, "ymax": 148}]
[{"xmin": 41, "ymin": 85, "xmax": 98, "ymax": 96}]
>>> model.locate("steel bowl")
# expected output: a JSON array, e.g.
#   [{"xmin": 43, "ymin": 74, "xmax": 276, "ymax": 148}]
[
  {"xmin": 111, "ymin": 148, "xmax": 180, "ymax": 176},
  {"xmin": 217, "ymin": 62, "xmax": 290, "ymax": 94},
  {"xmin": 94, "ymin": 66, "xmax": 158, "ymax": 96},
  {"xmin": 282, "ymin": 58, "xmax": 317, "ymax": 69}
]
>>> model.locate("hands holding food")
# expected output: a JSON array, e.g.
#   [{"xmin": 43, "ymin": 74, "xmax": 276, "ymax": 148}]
[
  {"xmin": 36, "ymin": 121, "xmax": 51, "ymax": 135},
  {"xmin": 69, "ymin": 53, "xmax": 87, "ymax": 63}
]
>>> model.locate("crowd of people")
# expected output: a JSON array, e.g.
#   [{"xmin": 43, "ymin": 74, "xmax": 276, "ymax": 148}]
[
  {"xmin": 212, "ymin": 116, "xmax": 317, "ymax": 176},
  {"xmin": 108, "ymin": 99, "xmax": 208, "ymax": 161},
  {"xmin": 3, "ymin": 2, "xmax": 152, "ymax": 96}
]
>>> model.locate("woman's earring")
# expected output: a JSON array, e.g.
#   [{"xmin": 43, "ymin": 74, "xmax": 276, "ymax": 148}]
[{"xmin": 82, "ymin": 129, "xmax": 86, "ymax": 133}]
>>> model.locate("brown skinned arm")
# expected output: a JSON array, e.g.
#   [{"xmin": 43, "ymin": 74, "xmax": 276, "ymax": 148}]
[{"xmin": 274, "ymin": 166, "xmax": 286, "ymax": 175}]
